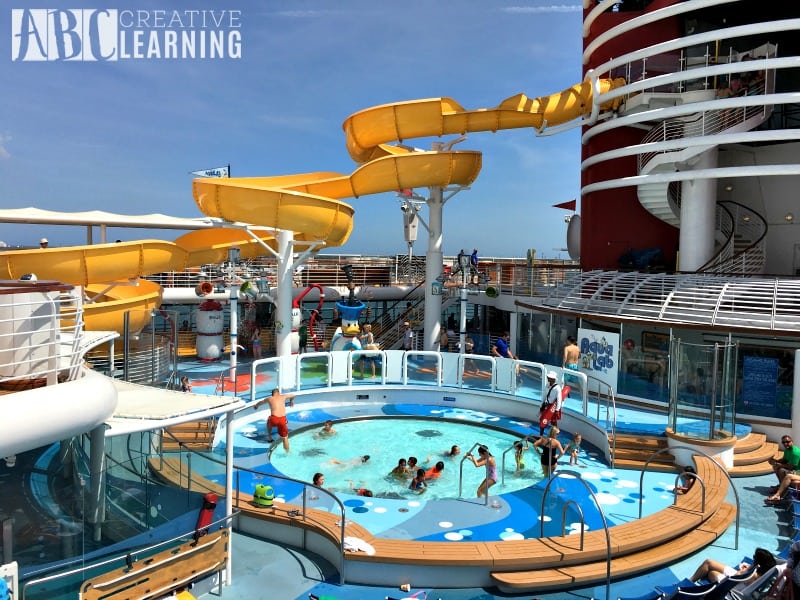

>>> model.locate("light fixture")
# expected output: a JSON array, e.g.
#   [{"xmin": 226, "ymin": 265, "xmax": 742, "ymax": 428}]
[
  {"xmin": 724, "ymin": 185, "xmax": 733, "ymax": 192},
  {"xmin": 786, "ymin": 213, "xmax": 795, "ymax": 223},
  {"xmin": 742, "ymin": 215, "xmax": 751, "ymax": 223}
]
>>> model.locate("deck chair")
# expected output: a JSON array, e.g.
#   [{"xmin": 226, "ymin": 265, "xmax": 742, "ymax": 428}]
[
  {"xmin": 656, "ymin": 578, "xmax": 696, "ymax": 597},
  {"xmin": 699, "ymin": 565, "xmax": 758, "ymax": 600},
  {"xmin": 617, "ymin": 590, "xmax": 667, "ymax": 600},
  {"xmin": 668, "ymin": 581, "xmax": 719, "ymax": 599},
  {"xmin": 727, "ymin": 564, "xmax": 786, "ymax": 600}
]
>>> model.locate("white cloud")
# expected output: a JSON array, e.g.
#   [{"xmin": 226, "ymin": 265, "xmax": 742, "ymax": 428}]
[
  {"xmin": 502, "ymin": 4, "xmax": 582, "ymax": 13},
  {"xmin": 0, "ymin": 134, "xmax": 10, "ymax": 159}
]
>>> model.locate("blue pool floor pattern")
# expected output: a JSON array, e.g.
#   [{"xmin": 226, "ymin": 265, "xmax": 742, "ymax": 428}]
[
  {"xmin": 208, "ymin": 401, "xmax": 689, "ymax": 545},
  {"xmin": 175, "ymin": 358, "xmax": 767, "ymax": 599}
]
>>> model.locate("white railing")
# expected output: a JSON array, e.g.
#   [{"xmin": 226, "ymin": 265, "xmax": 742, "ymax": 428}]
[
  {"xmin": 637, "ymin": 79, "xmax": 769, "ymax": 173},
  {"xmin": 0, "ymin": 282, "xmax": 85, "ymax": 390},
  {"xmin": 699, "ymin": 201, "xmax": 768, "ymax": 275}
]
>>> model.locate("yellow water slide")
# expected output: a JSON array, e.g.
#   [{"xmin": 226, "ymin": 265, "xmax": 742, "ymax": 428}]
[{"xmin": 0, "ymin": 78, "xmax": 623, "ymax": 333}]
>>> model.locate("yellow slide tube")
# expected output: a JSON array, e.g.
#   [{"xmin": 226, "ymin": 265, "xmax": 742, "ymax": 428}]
[{"xmin": 3, "ymin": 78, "xmax": 621, "ymax": 334}]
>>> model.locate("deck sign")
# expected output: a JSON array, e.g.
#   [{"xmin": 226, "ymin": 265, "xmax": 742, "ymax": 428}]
[
  {"xmin": 577, "ymin": 328, "xmax": 619, "ymax": 389},
  {"xmin": 742, "ymin": 355, "xmax": 778, "ymax": 408}
]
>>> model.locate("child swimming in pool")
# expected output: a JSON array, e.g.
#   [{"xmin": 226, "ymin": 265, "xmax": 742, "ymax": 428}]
[
  {"xmin": 327, "ymin": 455, "xmax": 370, "ymax": 471},
  {"xmin": 347, "ymin": 479, "xmax": 373, "ymax": 497},
  {"xmin": 444, "ymin": 445, "xmax": 460, "ymax": 459},
  {"xmin": 424, "ymin": 461, "xmax": 445, "ymax": 480},
  {"xmin": 316, "ymin": 420, "xmax": 336, "ymax": 438},
  {"xmin": 564, "ymin": 433, "xmax": 582, "ymax": 466},
  {"xmin": 388, "ymin": 458, "xmax": 409, "ymax": 479},
  {"xmin": 513, "ymin": 439, "xmax": 529, "ymax": 473},
  {"xmin": 408, "ymin": 468, "xmax": 427, "ymax": 493}
]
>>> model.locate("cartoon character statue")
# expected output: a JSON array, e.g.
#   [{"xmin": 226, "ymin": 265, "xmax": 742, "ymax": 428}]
[{"xmin": 330, "ymin": 265, "xmax": 366, "ymax": 351}]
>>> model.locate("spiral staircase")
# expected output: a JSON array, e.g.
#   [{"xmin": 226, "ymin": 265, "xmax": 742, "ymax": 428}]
[{"xmin": 635, "ymin": 77, "xmax": 773, "ymax": 274}]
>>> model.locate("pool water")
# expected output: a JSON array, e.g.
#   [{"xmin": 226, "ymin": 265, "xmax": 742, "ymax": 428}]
[{"xmin": 269, "ymin": 417, "xmax": 544, "ymax": 500}]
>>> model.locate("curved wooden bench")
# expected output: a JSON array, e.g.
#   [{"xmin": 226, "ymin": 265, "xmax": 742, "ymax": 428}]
[
  {"xmin": 491, "ymin": 502, "xmax": 736, "ymax": 593},
  {"xmin": 149, "ymin": 455, "xmax": 733, "ymax": 592}
]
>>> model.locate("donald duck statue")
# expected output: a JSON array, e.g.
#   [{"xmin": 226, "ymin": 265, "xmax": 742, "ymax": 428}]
[{"xmin": 330, "ymin": 265, "xmax": 366, "ymax": 351}]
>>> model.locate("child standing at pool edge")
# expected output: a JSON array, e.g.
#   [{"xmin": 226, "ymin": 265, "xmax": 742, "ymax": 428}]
[{"xmin": 564, "ymin": 433, "xmax": 582, "ymax": 466}]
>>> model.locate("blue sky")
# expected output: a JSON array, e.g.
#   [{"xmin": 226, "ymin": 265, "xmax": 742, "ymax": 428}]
[{"xmin": 0, "ymin": 2, "xmax": 584, "ymax": 258}]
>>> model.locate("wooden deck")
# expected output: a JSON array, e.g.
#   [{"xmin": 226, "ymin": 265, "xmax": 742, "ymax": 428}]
[{"xmin": 149, "ymin": 455, "xmax": 736, "ymax": 592}]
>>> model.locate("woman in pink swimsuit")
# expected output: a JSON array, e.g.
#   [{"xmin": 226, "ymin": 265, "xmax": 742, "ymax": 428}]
[{"xmin": 467, "ymin": 445, "xmax": 497, "ymax": 498}]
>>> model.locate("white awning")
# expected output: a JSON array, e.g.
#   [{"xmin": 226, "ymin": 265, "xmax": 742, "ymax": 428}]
[
  {"xmin": 0, "ymin": 207, "xmax": 216, "ymax": 230},
  {"xmin": 105, "ymin": 379, "xmax": 247, "ymax": 436}
]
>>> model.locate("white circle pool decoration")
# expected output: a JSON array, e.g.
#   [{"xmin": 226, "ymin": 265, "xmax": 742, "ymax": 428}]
[
  {"xmin": 499, "ymin": 530, "xmax": 525, "ymax": 541},
  {"xmin": 444, "ymin": 532, "xmax": 463, "ymax": 541},
  {"xmin": 438, "ymin": 521, "xmax": 453, "ymax": 528},
  {"xmin": 373, "ymin": 507, "xmax": 387, "ymax": 514},
  {"xmin": 594, "ymin": 492, "xmax": 620, "ymax": 505},
  {"xmin": 458, "ymin": 529, "xmax": 473, "ymax": 538}
]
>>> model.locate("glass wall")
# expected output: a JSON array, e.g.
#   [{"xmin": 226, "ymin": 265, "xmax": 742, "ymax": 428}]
[{"xmin": 514, "ymin": 306, "xmax": 796, "ymax": 422}]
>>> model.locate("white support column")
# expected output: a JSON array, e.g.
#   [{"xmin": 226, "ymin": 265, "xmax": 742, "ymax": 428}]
[
  {"xmin": 792, "ymin": 349, "xmax": 800, "ymax": 443},
  {"xmin": 228, "ymin": 248, "xmax": 240, "ymax": 384},
  {"xmin": 510, "ymin": 311, "xmax": 519, "ymax": 356},
  {"xmin": 423, "ymin": 187, "xmax": 444, "ymax": 351},
  {"xmin": 678, "ymin": 149, "xmax": 718, "ymax": 271},
  {"xmin": 275, "ymin": 230, "xmax": 294, "ymax": 357},
  {"xmin": 457, "ymin": 253, "xmax": 470, "ymax": 354},
  {"xmin": 88, "ymin": 425, "xmax": 107, "ymax": 542},
  {"xmin": 224, "ymin": 407, "xmax": 235, "ymax": 586}
]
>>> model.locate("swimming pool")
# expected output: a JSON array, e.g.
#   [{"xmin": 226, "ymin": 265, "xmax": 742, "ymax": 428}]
[
  {"xmin": 211, "ymin": 401, "xmax": 679, "ymax": 544},
  {"xmin": 269, "ymin": 417, "xmax": 544, "ymax": 500}
]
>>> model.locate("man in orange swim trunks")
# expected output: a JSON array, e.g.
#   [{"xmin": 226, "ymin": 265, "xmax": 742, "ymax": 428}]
[{"xmin": 254, "ymin": 388, "xmax": 295, "ymax": 452}]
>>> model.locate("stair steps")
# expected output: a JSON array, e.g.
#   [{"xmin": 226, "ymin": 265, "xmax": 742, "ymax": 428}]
[
  {"xmin": 610, "ymin": 433, "xmax": 676, "ymax": 472},
  {"xmin": 729, "ymin": 432, "xmax": 778, "ymax": 477},
  {"xmin": 163, "ymin": 420, "xmax": 215, "ymax": 451},
  {"xmin": 609, "ymin": 431, "xmax": 777, "ymax": 477}
]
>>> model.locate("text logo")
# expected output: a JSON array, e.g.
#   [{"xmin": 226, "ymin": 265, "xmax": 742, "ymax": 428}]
[
  {"xmin": 12, "ymin": 9, "xmax": 117, "ymax": 61},
  {"xmin": 11, "ymin": 9, "xmax": 242, "ymax": 62}
]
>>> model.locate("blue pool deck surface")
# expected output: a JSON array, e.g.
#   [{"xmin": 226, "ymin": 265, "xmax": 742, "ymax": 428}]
[{"xmin": 177, "ymin": 358, "xmax": 783, "ymax": 600}]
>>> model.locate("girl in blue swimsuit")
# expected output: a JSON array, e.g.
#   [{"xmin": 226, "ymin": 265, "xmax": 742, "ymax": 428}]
[
  {"xmin": 467, "ymin": 445, "xmax": 497, "ymax": 498},
  {"xmin": 408, "ymin": 468, "xmax": 427, "ymax": 493}
]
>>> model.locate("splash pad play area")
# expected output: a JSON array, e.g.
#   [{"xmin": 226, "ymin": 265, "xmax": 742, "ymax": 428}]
[{"xmin": 152, "ymin": 349, "xmax": 743, "ymax": 596}]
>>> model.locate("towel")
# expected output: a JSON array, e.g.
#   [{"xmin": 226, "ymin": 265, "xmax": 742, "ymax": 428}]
[{"xmin": 343, "ymin": 536, "xmax": 376, "ymax": 555}]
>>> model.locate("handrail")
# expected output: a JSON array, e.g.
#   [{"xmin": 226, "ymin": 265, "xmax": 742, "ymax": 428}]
[
  {"xmin": 21, "ymin": 512, "xmax": 237, "ymax": 599},
  {"xmin": 458, "ymin": 442, "xmax": 490, "ymax": 506},
  {"xmin": 638, "ymin": 446, "xmax": 740, "ymax": 550},
  {"xmin": 560, "ymin": 499, "xmax": 586, "ymax": 550},
  {"xmin": 500, "ymin": 433, "xmax": 538, "ymax": 486},
  {"xmin": 158, "ymin": 430, "xmax": 350, "ymax": 583},
  {"xmin": 540, "ymin": 469, "xmax": 612, "ymax": 600},
  {"xmin": 698, "ymin": 200, "xmax": 768, "ymax": 275},
  {"xmin": 580, "ymin": 373, "xmax": 617, "ymax": 467}
]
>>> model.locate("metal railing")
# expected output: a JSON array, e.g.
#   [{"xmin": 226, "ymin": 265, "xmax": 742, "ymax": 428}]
[{"xmin": 0, "ymin": 283, "xmax": 85, "ymax": 389}]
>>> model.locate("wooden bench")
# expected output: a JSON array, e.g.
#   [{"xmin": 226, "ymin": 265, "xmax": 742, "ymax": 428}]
[
  {"xmin": 149, "ymin": 455, "xmax": 734, "ymax": 592},
  {"xmin": 80, "ymin": 529, "xmax": 228, "ymax": 600},
  {"xmin": 491, "ymin": 502, "xmax": 736, "ymax": 592}
]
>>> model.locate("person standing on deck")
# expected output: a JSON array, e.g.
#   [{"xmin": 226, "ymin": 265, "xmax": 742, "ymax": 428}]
[
  {"xmin": 254, "ymin": 388, "xmax": 295, "ymax": 452},
  {"xmin": 492, "ymin": 332, "xmax": 516, "ymax": 360},
  {"xmin": 563, "ymin": 336, "xmax": 580, "ymax": 371},
  {"xmin": 402, "ymin": 321, "xmax": 414, "ymax": 351}
]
